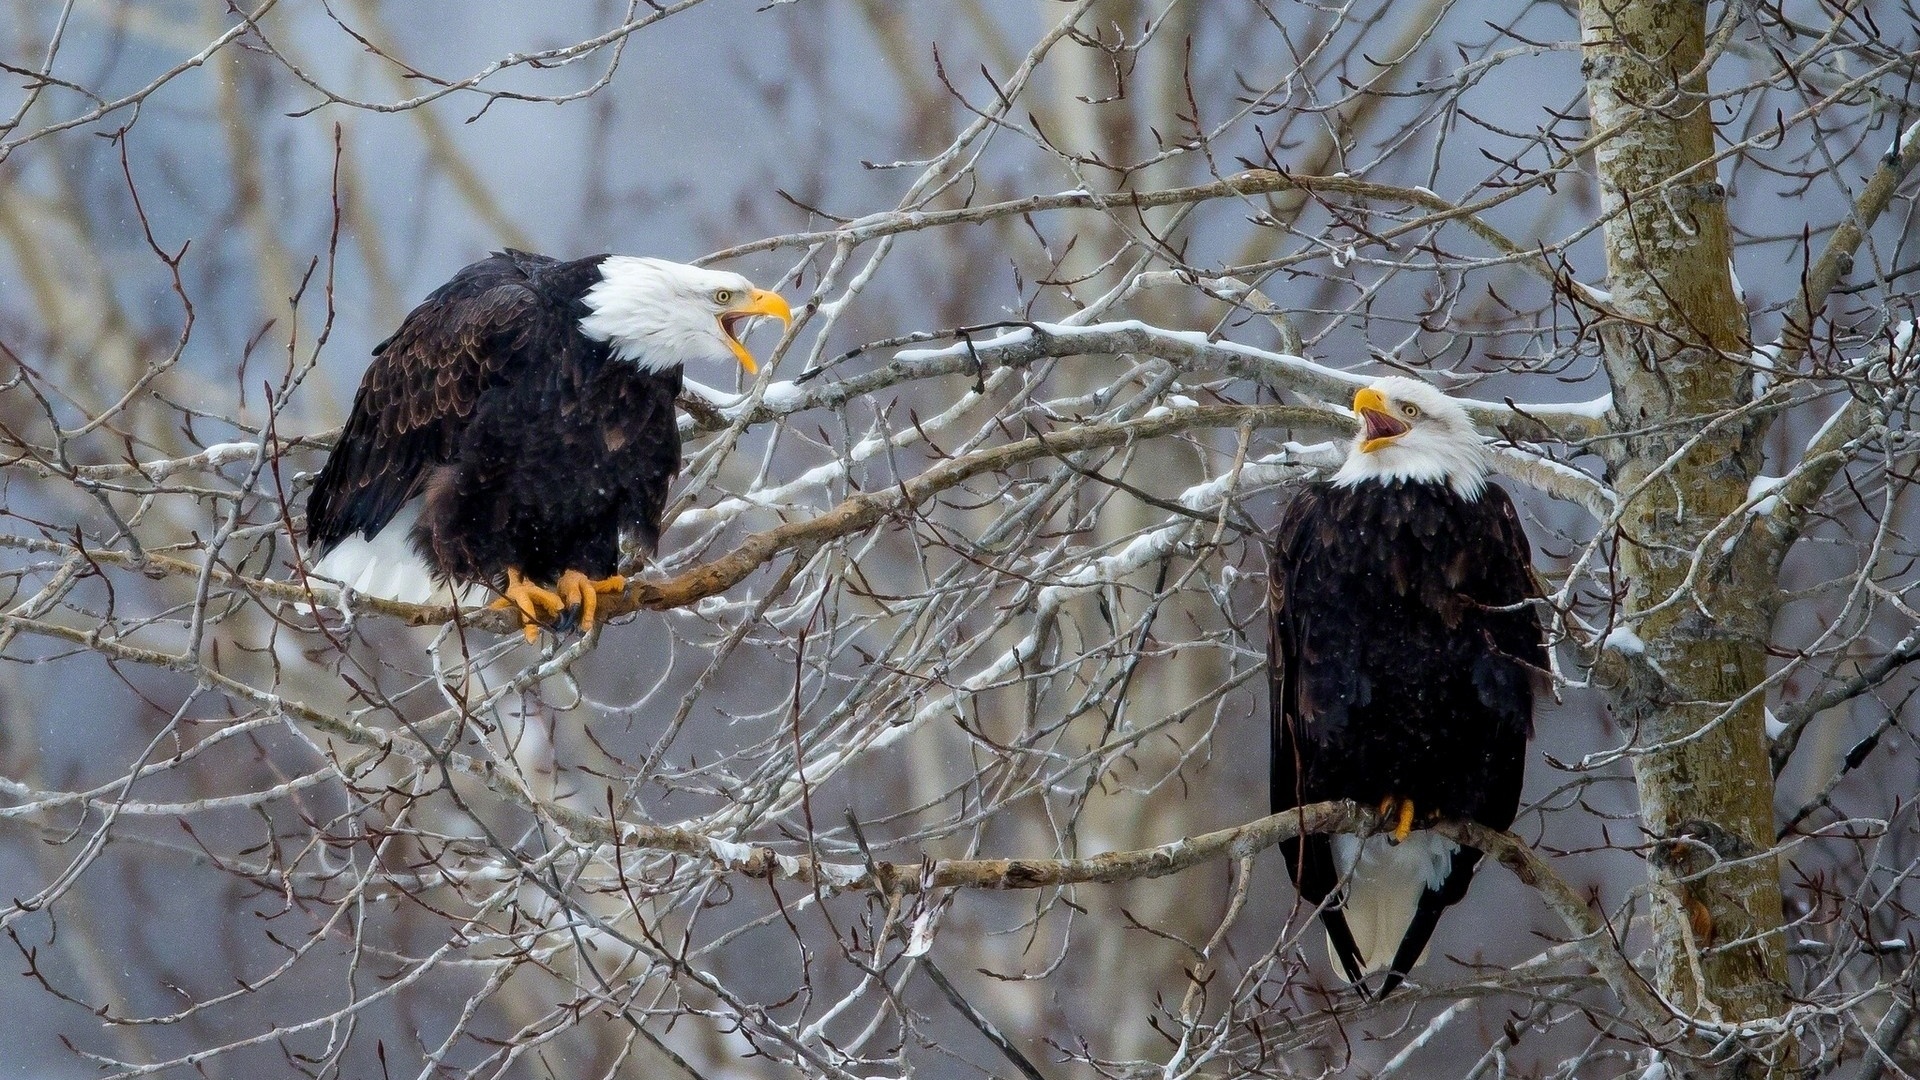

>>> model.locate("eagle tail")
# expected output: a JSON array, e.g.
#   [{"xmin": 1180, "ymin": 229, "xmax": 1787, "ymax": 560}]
[
  {"xmin": 308, "ymin": 502, "xmax": 481, "ymax": 607},
  {"xmin": 1319, "ymin": 909, "xmax": 1370, "ymax": 986},
  {"xmin": 1327, "ymin": 832, "xmax": 1463, "ymax": 995},
  {"xmin": 1373, "ymin": 882, "xmax": 1462, "ymax": 997}
]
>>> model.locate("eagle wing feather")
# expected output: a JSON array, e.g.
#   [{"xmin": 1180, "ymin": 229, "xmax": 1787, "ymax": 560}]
[
  {"xmin": 1268, "ymin": 486, "xmax": 1369, "ymax": 977},
  {"xmin": 305, "ymin": 257, "xmax": 565, "ymax": 555}
]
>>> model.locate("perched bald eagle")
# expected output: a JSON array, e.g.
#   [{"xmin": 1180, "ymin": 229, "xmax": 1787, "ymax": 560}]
[
  {"xmin": 305, "ymin": 250, "xmax": 790, "ymax": 640},
  {"xmin": 1270, "ymin": 376, "xmax": 1545, "ymax": 997}
]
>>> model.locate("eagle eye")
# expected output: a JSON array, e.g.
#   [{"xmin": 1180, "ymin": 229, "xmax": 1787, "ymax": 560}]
[
  {"xmin": 1401, "ymin": 404, "xmax": 1420, "ymax": 418},
  {"xmin": 713, "ymin": 288, "xmax": 735, "ymax": 306}
]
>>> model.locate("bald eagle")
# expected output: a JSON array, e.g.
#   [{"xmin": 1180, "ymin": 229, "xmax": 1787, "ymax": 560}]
[
  {"xmin": 1269, "ymin": 377, "xmax": 1545, "ymax": 997},
  {"xmin": 304, "ymin": 250, "xmax": 790, "ymax": 640}
]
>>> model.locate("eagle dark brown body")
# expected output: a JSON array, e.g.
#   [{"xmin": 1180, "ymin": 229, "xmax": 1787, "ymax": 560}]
[{"xmin": 1269, "ymin": 379, "xmax": 1547, "ymax": 997}]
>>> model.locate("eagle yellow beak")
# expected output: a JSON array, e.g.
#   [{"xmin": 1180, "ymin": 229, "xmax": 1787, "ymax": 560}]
[
  {"xmin": 1353, "ymin": 386, "xmax": 1411, "ymax": 453},
  {"xmin": 719, "ymin": 288, "xmax": 792, "ymax": 375}
]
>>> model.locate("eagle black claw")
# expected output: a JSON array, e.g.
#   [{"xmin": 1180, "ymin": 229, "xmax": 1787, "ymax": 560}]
[
  {"xmin": 552, "ymin": 570, "xmax": 625, "ymax": 637},
  {"xmin": 490, "ymin": 568, "xmax": 567, "ymax": 643}
]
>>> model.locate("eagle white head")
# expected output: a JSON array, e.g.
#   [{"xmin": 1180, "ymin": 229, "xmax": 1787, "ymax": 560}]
[
  {"xmin": 579, "ymin": 256, "xmax": 792, "ymax": 373},
  {"xmin": 1330, "ymin": 376, "xmax": 1490, "ymax": 499}
]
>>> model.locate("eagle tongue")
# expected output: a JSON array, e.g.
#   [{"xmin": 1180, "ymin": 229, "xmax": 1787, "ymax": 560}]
[{"xmin": 1361, "ymin": 409, "xmax": 1410, "ymax": 442}]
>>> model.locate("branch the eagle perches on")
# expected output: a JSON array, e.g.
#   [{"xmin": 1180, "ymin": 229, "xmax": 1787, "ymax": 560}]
[
  {"xmin": 306, "ymin": 384, "xmax": 1607, "ymax": 635},
  {"xmin": 3, "ymin": 383, "xmax": 1614, "ymax": 640}
]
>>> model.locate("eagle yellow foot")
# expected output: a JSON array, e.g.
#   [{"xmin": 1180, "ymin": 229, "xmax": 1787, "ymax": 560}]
[
  {"xmin": 1376, "ymin": 796, "xmax": 1417, "ymax": 845},
  {"xmin": 552, "ymin": 570, "xmax": 625, "ymax": 636},
  {"xmin": 489, "ymin": 568, "xmax": 568, "ymax": 643},
  {"xmin": 487, "ymin": 569, "xmax": 627, "ymax": 641}
]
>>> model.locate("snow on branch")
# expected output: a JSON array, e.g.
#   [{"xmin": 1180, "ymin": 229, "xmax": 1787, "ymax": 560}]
[{"xmin": 872, "ymin": 321, "xmax": 1612, "ymax": 441}]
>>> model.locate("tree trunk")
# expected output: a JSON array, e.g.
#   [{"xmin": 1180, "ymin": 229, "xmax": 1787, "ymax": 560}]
[{"xmin": 1578, "ymin": 2, "xmax": 1790, "ymax": 1073}]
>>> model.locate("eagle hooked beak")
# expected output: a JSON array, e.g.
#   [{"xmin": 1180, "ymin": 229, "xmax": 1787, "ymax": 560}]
[
  {"xmin": 719, "ymin": 289, "xmax": 792, "ymax": 375},
  {"xmin": 1352, "ymin": 387, "xmax": 1411, "ymax": 453}
]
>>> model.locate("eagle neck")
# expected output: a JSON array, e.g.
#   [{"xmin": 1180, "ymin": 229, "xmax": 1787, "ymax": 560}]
[
  {"xmin": 1345, "ymin": 474, "xmax": 1485, "ymax": 504},
  {"xmin": 1331, "ymin": 448, "xmax": 1488, "ymax": 501}
]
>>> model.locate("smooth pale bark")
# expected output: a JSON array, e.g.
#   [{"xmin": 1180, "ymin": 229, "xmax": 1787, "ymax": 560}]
[{"xmin": 1579, "ymin": 2, "xmax": 1790, "ymax": 1074}]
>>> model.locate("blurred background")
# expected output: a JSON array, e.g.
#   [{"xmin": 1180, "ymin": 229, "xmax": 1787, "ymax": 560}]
[{"xmin": 1, "ymin": 1, "xmax": 1916, "ymax": 1076}]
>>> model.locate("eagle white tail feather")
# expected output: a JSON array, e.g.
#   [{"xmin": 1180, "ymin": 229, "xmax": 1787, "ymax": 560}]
[
  {"xmin": 309, "ymin": 502, "xmax": 485, "ymax": 608},
  {"xmin": 1327, "ymin": 832, "xmax": 1458, "ymax": 975}
]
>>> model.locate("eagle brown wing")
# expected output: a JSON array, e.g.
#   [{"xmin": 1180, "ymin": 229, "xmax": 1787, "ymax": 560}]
[
  {"xmin": 1267, "ymin": 485, "xmax": 1310, "ymax": 813},
  {"xmin": 1481, "ymin": 482, "xmax": 1550, "ymax": 698},
  {"xmin": 1267, "ymin": 485, "xmax": 1367, "ymax": 976},
  {"xmin": 305, "ymin": 254, "xmax": 569, "ymax": 555}
]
